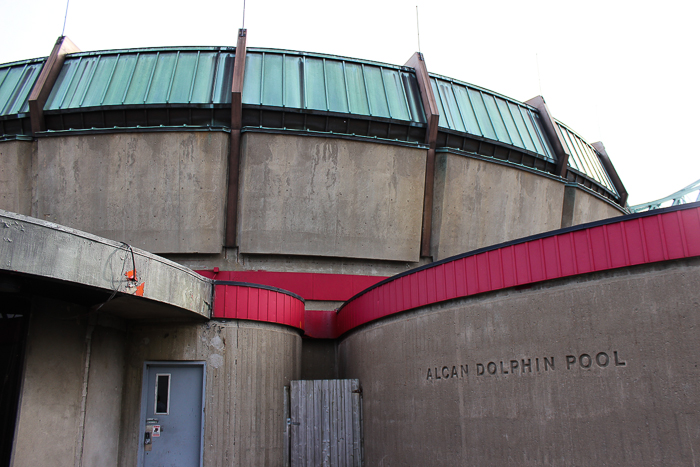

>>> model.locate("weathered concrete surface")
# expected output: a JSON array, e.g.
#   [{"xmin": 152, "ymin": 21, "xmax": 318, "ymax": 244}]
[
  {"xmin": 570, "ymin": 185, "xmax": 626, "ymax": 226},
  {"xmin": 12, "ymin": 300, "xmax": 126, "ymax": 467},
  {"xmin": 238, "ymin": 133, "xmax": 426, "ymax": 262},
  {"xmin": 339, "ymin": 258, "xmax": 700, "ymax": 466},
  {"xmin": 0, "ymin": 141, "xmax": 34, "ymax": 216},
  {"xmin": 431, "ymin": 152, "xmax": 565, "ymax": 260},
  {"xmin": 12, "ymin": 301, "xmax": 86, "ymax": 467},
  {"xmin": 0, "ymin": 209, "xmax": 212, "ymax": 319},
  {"xmin": 82, "ymin": 319, "xmax": 127, "ymax": 467},
  {"xmin": 35, "ymin": 131, "xmax": 228, "ymax": 254},
  {"xmin": 165, "ymin": 249, "xmax": 432, "ymax": 277},
  {"xmin": 119, "ymin": 320, "xmax": 301, "ymax": 467}
]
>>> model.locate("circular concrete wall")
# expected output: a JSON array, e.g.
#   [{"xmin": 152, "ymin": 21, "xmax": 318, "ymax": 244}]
[
  {"xmin": 120, "ymin": 320, "xmax": 301, "ymax": 467},
  {"xmin": 338, "ymin": 258, "xmax": 700, "ymax": 466}
]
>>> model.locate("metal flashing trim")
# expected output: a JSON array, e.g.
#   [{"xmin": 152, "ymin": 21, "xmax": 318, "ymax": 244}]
[
  {"xmin": 213, "ymin": 280, "xmax": 305, "ymax": 303},
  {"xmin": 66, "ymin": 46, "xmax": 235, "ymax": 58},
  {"xmin": 201, "ymin": 270, "xmax": 386, "ymax": 303},
  {"xmin": 566, "ymin": 180, "xmax": 629, "ymax": 213},
  {"xmin": 437, "ymin": 126, "xmax": 557, "ymax": 163},
  {"xmin": 34, "ymin": 125, "xmax": 231, "ymax": 137},
  {"xmin": 0, "ymin": 134, "xmax": 33, "ymax": 142},
  {"xmin": 0, "ymin": 112, "xmax": 29, "ymax": 121},
  {"xmin": 336, "ymin": 201, "xmax": 700, "ymax": 335},
  {"xmin": 248, "ymin": 47, "xmax": 414, "ymax": 72},
  {"xmin": 436, "ymin": 147, "xmax": 564, "ymax": 183},
  {"xmin": 241, "ymin": 126, "xmax": 428, "ymax": 148}
]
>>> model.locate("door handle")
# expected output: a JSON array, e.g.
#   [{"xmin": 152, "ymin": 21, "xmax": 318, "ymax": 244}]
[{"xmin": 144, "ymin": 431, "xmax": 151, "ymax": 445}]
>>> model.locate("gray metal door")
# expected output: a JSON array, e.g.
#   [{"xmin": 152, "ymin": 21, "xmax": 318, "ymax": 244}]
[
  {"xmin": 288, "ymin": 379, "xmax": 363, "ymax": 467},
  {"xmin": 139, "ymin": 362, "xmax": 205, "ymax": 467}
]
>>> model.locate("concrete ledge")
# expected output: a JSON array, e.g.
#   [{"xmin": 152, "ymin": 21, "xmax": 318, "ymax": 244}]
[{"xmin": 0, "ymin": 209, "xmax": 212, "ymax": 319}]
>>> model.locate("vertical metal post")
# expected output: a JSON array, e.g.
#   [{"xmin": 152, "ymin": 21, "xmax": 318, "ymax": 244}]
[
  {"xmin": 525, "ymin": 95, "xmax": 570, "ymax": 178},
  {"xmin": 28, "ymin": 36, "xmax": 81, "ymax": 134},
  {"xmin": 404, "ymin": 52, "xmax": 439, "ymax": 258},
  {"xmin": 592, "ymin": 141, "xmax": 628, "ymax": 206},
  {"xmin": 225, "ymin": 28, "xmax": 247, "ymax": 247}
]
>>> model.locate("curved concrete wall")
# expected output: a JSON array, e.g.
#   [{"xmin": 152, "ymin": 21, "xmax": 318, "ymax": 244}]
[
  {"xmin": 11, "ymin": 299, "xmax": 127, "ymax": 467},
  {"xmin": 237, "ymin": 133, "xmax": 427, "ymax": 262},
  {"xmin": 338, "ymin": 259, "xmax": 700, "ymax": 466},
  {"xmin": 3, "ymin": 128, "xmax": 623, "ymax": 272},
  {"xmin": 119, "ymin": 320, "xmax": 301, "ymax": 467},
  {"xmin": 571, "ymin": 185, "xmax": 625, "ymax": 225},
  {"xmin": 0, "ymin": 140, "xmax": 34, "ymax": 215},
  {"xmin": 431, "ymin": 152, "xmax": 566, "ymax": 260},
  {"xmin": 35, "ymin": 131, "xmax": 229, "ymax": 254}
]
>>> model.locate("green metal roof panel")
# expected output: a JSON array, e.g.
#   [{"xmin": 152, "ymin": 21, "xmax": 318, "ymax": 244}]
[
  {"xmin": 242, "ymin": 49, "xmax": 425, "ymax": 124},
  {"xmin": 44, "ymin": 48, "xmax": 235, "ymax": 111},
  {"xmin": 430, "ymin": 74, "xmax": 555, "ymax": 161},
  {"xmin": 0, "ymin": 58, "xmax": 45, "ymax": 117},
  {"xmin": 555, "ymin": 120, "xmax": 617, "ymax": 195}
]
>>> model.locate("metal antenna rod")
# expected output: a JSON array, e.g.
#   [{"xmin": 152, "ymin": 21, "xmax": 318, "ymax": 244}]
[
  {"xmin": 62, "ymin": 0, "xmax": 70, "ymax": 36},
  {"xmin": 242, "ymin": 0, "xmax": 246, "ymax": 29},
  {"xmin": 536, "ymin": 53, "xmax": 543, "ymax": 95},
  {"xmin": 416, "ymin": 6, "xmax": 421, "ymax": 53}
]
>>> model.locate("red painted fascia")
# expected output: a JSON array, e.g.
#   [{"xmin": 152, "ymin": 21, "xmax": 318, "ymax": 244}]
[
  {"xmin": 337, "ymin": 204, "xmax": 700, "ymax": 336},
  {"xmin": 197, "ymin": 270, "xmax": 387, "ymax": 302}
]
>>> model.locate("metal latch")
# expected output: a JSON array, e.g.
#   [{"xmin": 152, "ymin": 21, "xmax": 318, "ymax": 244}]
[{"xmin": 287, "ymin": 418, "xmax": 300, "ymax": 426}]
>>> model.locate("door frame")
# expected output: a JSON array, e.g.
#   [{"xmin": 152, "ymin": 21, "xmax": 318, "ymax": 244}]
[{"xmin": 137, "ymin": 361, "xmax": 207, "ymax": 467}]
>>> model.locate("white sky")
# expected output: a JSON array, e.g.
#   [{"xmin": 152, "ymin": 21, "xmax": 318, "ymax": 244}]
[{"xmin": 1, "ymin": 0, "xmax": 698, "ymax": 205}]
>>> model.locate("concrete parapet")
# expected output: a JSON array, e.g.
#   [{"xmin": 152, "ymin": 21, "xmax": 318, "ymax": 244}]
[{"xmin": 0, "ymin": 209, "xmax": 212, "ymax": 319}]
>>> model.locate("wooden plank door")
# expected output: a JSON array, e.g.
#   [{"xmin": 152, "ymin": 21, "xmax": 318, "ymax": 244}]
[{"xmin": 289, "ymin": 379, "xmax": 363, "ymax": 467}]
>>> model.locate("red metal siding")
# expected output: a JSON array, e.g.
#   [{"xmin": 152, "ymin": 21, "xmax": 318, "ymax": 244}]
[
  {"xmin": 337, "ymin": 205, "xmax": 700, "ymax": 336},
  {"xmin": 212, "ymin": 283, "xmax": 305, "ymax": 330},
  {"xmin": 197, "ymin": 270, "xmax": 387, "ymax": 302}
]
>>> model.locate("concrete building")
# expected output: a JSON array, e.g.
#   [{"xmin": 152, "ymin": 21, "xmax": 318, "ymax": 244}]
[{"xmin": 1, "ymin": 32, "xmax": 697, "ymax": 466}]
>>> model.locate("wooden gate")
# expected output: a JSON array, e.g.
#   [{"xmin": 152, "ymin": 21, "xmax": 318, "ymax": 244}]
[{"xmin": 286, "ymin": 379, "xmax": 363, "ymax": 467}]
